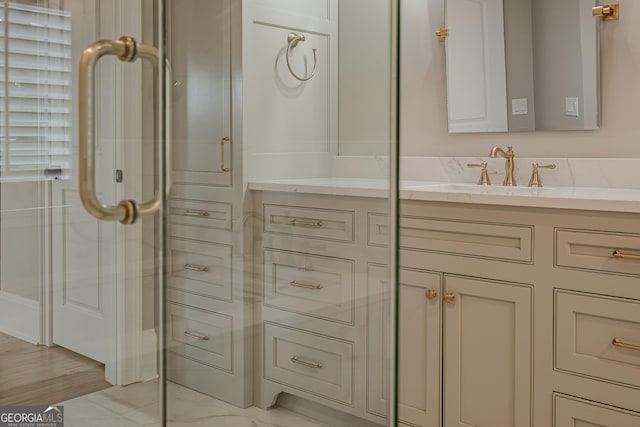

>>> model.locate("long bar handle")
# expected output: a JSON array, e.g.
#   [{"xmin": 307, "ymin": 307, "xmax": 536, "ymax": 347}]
[
  {"xmin": 290, "ymin": 218, "xmax": 324, "ymax": 228},
  {"xmin": 290, "ymin": 280, "xmax": 323, "ymax": 290},
  {"xmin": 79, "ymin": 36, "xmax": 172, "ymax": 224},
  {"xmin": 290, "ymin": 356, "xmax": 323, "ymax": 369},
  {"xmin": 220, "ymin": 137, "xmax": 231, "ymax": 173},
  {"xmin": 612, "ymin": 250, "xmax": 640, "ymax": 261},
  {"xmin": 184, "ymin": 210, "xmax": 210, "ymax": 218},
  {"xmin": 612, "ymin": 338, "xmax": 640, "ymax": 351},
  {"xmin": 183, "ymin": 264, "xmax": 209, "ymax": 273},
  {"xmin": 184, "ymin": 331, "xmax": 209, "ymax": 341}
]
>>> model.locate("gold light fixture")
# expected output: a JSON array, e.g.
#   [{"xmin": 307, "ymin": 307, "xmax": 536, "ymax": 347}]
[
  {"xmin": 435, "ymin": 28, "xmax": 448, "ymax": 42},
  {"xmin": 592, "ymin": 4, "xmax": 619, "ymax": 21}
]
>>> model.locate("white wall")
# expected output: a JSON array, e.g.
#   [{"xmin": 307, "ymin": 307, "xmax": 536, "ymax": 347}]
[
  {"xmin": 401, "ymin": 0, "xmax": 640, "ymax": 158},
  {"xmin": 0, "ymin": 182, "xmax": 44, "ymax": 301},
  {"xmin": 338, "ymin": 0, "xmax": 392, "ymax": 156},
  {"xmin": 242, "ymin": 0, "xmax": 337, "ymax": 182}
]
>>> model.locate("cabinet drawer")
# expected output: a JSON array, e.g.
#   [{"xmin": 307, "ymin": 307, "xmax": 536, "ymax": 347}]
[
  {"xmin": 263, "ymin": 249, "xmax": 354, "ymax": 325},
  {"xmin": 554, "ymin": 394, "xmax": 640, "ymax": 427},
  {"xmin": 369, "ymin": 214, "xmax": 533, "ymax": 263},
  {"xmin": 169, "ymin": 199, "xmax": 232, "ymax": 231},
  {"xmin": 263, "ymin": 204, "xmax": 354, "ymax": 242},
  {"xmin": 264, "ymin": 322, "xmax": 354, "ymax": 405},
  {"xmin": 168, "ymin": 303, "xmax": 232, "ymax": 372},
  {"xmin": 555, "ymin": 290, "xmax": 640, "ymax": 389},
  {"xmin": 169, "ymin": 239, "xmax": 232, "ymax": 302},
  {"xmin": 556, "ymin": 228, "xmax": 640, "ymax": 276}
]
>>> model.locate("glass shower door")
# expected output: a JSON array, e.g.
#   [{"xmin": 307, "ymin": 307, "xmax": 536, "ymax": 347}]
[
  {"xmin": 0, "ymin": 0, "xmax": 166, "ymax": 425},
  {"xmin": 162, "ymin": 0, "xmax": 399, "ymax": 426},
  {"xmin": 0, "ymin": 0, "xmax": 399, "ymax": 426}
]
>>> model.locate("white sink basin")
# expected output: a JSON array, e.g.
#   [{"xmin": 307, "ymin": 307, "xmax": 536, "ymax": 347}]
[
  {"xmin": 402, "ymin": 183, "xmax": 556, "ymax": 196},
  {"xmin": 398, "ymin": 181, "xmax": 640, "ymax": 213}
]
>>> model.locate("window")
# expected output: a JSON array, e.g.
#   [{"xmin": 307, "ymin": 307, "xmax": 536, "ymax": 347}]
[{"xmin": 0, "ymin": 1, "xmax": 72, "ymax": 182}]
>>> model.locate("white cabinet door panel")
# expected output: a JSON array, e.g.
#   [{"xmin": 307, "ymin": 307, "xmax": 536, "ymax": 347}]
[
  {"xmin": 170, "ymin": 0, "xmax": 232, "ymax": 186},
  {"xmin": 444, "ymin": 275, "xmax": 532, "ymax": 427}
]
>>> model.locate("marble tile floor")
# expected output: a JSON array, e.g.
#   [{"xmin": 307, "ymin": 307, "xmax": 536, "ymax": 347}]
[{"xmin": 58, "ymin": 380, "xmax": 333, "ymax": 427}]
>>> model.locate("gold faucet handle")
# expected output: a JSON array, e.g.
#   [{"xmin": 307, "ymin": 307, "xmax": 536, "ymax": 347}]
[
  {"xmin": 528, "ymin": 163, "xmax": 556, "ymax": 187},
  {"xmin": 467, "ymin": 162, "xmax": 491, "ymax": 186}
]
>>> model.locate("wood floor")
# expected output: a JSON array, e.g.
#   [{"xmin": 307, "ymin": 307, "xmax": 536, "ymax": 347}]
[{"xmin": 0, "ymin": 333, "xmax": 111, "ymax": 406}]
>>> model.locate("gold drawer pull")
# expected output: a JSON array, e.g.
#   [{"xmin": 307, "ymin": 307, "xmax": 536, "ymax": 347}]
[
  {"xmin": 184, "ymin": 331, "xmax": 209, "ymax": 341},
  {"xmin": 183, "ymin": 264, "xmax": 209, "ymax": 273},
  {"xmin": 290, "ymin": 356, "xmax": 323, "ymax": 369},
  {"xmin": 184, "ymin": 210, "xmax": 209, "ymax": 218},
  {"xmin": 612, "ymin": 338, "xmax": 640, "ymax": 352},
  {"xmin": 612, "ymin": 250, "xmax": 640, "ymax": 261},
  {"xmin": 426, "ymin": 289, "xmax": 438, "ymax": 300},
  {"xmin": 290, "ymin": 218, "xmax": 323, "ymax": 228},
  {"xmin": 290, "ymin": 280, "xmax": 323, "ymax": 290}
]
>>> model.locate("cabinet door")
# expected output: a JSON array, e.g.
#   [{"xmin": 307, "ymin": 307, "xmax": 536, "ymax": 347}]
[
  {"xmin": 367, "ymin": 265, "xmax": 441, "ymax": 426},
  {"xmin": 170, "ymin": 0, "xmax": 232, "ymax": 187},
  {"xmin": 554, "ymin": 394, "xmax": 640, "ymax": 427},
  {"xmin": 443, "ymin": 275, "xmax": 532, "ymax": 427}
]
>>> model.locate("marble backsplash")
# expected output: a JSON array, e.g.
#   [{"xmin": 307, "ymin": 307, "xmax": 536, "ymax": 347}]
[{"xmin": 401, "ymin": 157, "xmax": 640, "ymax": 189}]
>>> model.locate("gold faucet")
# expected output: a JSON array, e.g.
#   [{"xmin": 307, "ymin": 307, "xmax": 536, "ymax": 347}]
[{"xmin": 489, "ymin": 145, "xmax": 516, "ymax": 186}]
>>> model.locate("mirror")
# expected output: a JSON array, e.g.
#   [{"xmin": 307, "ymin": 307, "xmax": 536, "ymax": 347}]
[{"xmin": 444, "ymin": 0, "xmax": 600, "ymax": 133}]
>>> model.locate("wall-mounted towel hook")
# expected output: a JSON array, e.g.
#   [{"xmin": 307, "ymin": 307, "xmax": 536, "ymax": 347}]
[{"xmin": 286, "ymin": 32, "xmax": 318, "ymax": 82}]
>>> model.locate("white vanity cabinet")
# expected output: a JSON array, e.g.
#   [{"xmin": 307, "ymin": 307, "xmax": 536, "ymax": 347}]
[
  {"xmin": 166, "ymin": 184, "xmax": 252, "ymax": 408},
  {"xmin": 368, "ymin": 270, "xmax": 534, "ymax": 427},
  {"xmin": 165, "ymin": 0, "xmax": 253, "ymax": 408},
  {"xmin": 253, "ymin": 191, "xmax": 389, "ymax": 424},
  {"xmin": 548, "ymin": 214, "xmax": 640, "ymax": 423},
  {"xmin": 367, "ymin": 202, "xmax": 535, "ymax": 427},
  {"xmin": 252, "ymin": 187, "xmax": 640, "ymax": 426},
  {"xmin": 253, "ymin": 191, "xmax": 535, "ymax": 426}
]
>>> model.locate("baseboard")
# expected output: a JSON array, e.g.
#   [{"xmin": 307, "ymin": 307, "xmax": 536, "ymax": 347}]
[
  {"xmin": 276, "ymin": 393, "xmax": 383, "ymax": 427},
  {"xmin": 0, "ymin": 291, "xmax": 40, "ymax": 344},
  {"xmin": 141, "ymin": 328, "xmax": 158, "ymax": 381}
]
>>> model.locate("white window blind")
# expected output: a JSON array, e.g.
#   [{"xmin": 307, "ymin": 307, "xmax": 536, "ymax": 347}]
[{"xmin": 0, "ymin": 1, "xmax": 72, "ymax": 182}]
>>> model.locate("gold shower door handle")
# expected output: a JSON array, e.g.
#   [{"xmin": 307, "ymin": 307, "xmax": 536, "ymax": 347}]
[{"xmin": 78, "ymin": 36, "xmax": 173, "ymax": 224}]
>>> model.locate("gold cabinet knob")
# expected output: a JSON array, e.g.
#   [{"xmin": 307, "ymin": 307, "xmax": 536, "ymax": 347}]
[
  {"xmin": 443, "ymin": 293, "xmax": 456, "ymax": 303},
  {"xmin": 426, "ymin": 289, "xmax": 438, "ymax": 300}
]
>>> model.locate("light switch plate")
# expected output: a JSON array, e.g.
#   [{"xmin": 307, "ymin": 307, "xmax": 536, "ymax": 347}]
[
  {"xmin": 512, "ymin": 98, "xmax": 528, "ymax": 115},
  {"xmin": 565, "ymin": 97, "xmax": 579, "ymax": 117}
]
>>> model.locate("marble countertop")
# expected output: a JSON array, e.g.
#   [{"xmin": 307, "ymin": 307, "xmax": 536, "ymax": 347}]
[{"xmin": 247, "ymin": 178, "xmax": 640, "ymax": 213}]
